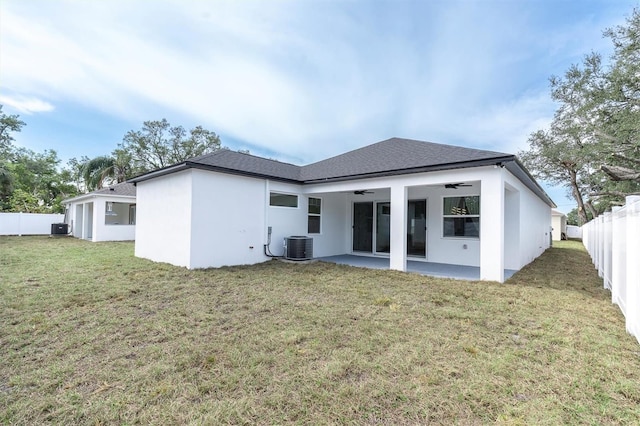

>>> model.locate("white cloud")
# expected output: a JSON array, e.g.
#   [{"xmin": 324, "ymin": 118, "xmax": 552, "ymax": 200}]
[
  {"xmin": 0, "ymin": 94, "xmax": 54, "ymax": 114},
  {"xmin": 0, "ymin": 0, "xmax": 631, "ymax": 167}
]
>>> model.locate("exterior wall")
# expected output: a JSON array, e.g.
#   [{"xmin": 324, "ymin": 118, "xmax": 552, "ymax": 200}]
[
  {"xmin": 306, "ymin": 192, "xmax": 349, "ymax": 257},
  {"xmin": 409, "ymin": 184, "xmax": 480, "ymax": 267},
  {"xmin": 503, "ymin": 172, "xmax": 551, "ymax": 268},
  {"xmin": 551, "ymin": 214, "xmax": 567, "ymax": 241},
  {"xmin": 133, "ymin": 162, "xmax": 552, "ymax": 279},
  {"xmin": 504, "ymin": 187, "xmax": 521, "ymax": 270},
  {"xmin": 189, "ymin": 170, "xmax": 270, "ymax": 268},
  {"xmin": 266, "ymin": 181, "xmax": 307, "ymax": 258},
  {"xmin": 0, "ymin": 212, "xmax": 65, "ymax": 235},
  {"xmin": 136, "ymin": 170, "xmax": 349, "ymax": 269},
  {"xmin": 135, "ymin": 171, "xmax": 192, "ymax": 267}
]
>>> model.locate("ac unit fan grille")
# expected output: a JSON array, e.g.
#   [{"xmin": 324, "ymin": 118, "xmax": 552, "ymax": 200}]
[{"xmin": 285, "ymin": 236, "xmax": 313, "ymax": 260}]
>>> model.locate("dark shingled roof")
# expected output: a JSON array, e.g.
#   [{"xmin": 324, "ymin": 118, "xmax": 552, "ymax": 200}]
[
  {"xmin": 62, "ymin": 182, "xmax": 136, "ymax": 203},
  {"xmin": 93, "ymin": 182, "xmax": 137, "ymax": 197},
  {"xmin": 145, "ymin": 137, "xmax": 512, "ymax": 183},
  {"xmin": 300, "ymin": 138, "xmax": 513, "ymax": 182},
  {"xmin": 129, "ymin": 137, "xmax": 553, "ymax": 207},
  {"xmin": 187, "ymin": 149, "xmax": 301, "ymax": 181}
]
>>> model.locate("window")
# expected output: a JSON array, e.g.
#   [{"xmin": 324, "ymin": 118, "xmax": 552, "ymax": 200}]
[
  {"xmin": 308, "ymin": 197, "xmax": 321, "ymax": 234},
  {"xmin": 443, "ymin": 196, "xmax": 480, "ymax": 238},
  {"xmin": 129, "ymin": 204, "xmax": 137, "ymax": 225},
  {"xmin": 270, "ymin": 192, "xmax": 298, "ymax": 208},
  {"xmin": 104, "ymin": 201, "xmax": 136, "ymax": 226}
]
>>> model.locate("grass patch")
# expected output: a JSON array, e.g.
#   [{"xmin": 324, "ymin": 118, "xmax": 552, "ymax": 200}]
[{"xmin": 1, "ymin": 237, "xmax": 639, "ymax": 424}]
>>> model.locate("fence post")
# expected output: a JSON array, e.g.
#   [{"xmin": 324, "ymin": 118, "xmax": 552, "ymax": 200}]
[
  {"xmin": 18, "ymin": 212, "xmax": 22, "ymax": 237},
  {"xmin": 612, "ymin": 206, "xmax": 626, "ymax": 308},
  {"xmin": 597, "ymin": 215, "xmax": 604, "ymax": 277},
  {"xmin": 603, "ymin": 212, "xmax": 612, "ymax": 290},
  {"xmin": 625, "ymin": 196, "xmax": 640, "ymax": 342}
]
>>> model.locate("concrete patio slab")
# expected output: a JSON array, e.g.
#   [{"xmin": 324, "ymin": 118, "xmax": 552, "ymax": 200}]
[{"xmin": 318, "ymin": 254, "xmax": 517, "ymax": 281}]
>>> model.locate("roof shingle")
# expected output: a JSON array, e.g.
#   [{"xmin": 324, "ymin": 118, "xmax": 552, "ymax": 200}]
[{"xmin": 299, "ymin": 137, "xmax": 512, "ymax": 181}]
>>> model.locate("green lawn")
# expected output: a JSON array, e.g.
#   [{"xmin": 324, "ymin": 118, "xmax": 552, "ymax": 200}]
[{"xmin": 1, "ymin": 237, "xmax": 639, "ymax": 425}]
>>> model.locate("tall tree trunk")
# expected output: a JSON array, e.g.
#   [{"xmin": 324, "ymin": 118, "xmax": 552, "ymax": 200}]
[
  {"xmin": 568, "ymin": 168, "xmax": 589, "ymax": 224},
  {"xmin": 584, "ymin": 201, "xmax": 598, "ymax": 220}
]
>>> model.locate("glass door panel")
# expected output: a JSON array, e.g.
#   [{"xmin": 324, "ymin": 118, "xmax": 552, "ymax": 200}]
[
  {"xmin": 375, "ymin": 202, "xmax": 391, "ymax": 253},
  {"xmin": 353, "ymin": 202, "xmax": 373, "ymax": 252},
  {"xmin": 407, "ymin": 200, "xmax": 426, "ymax": 257}
]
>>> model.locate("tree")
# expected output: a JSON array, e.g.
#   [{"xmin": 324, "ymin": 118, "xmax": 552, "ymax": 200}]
[
  {"xmin": 519, "ymin": 127, "xmax": 595, "ymax": 224},
  {"xmin": 66, "ymin": 156, "xmax": 90, "ymax": 192},
  {"xmin": 0, "ymin": 105, "xmax": 25, "ymax": 156},
  {"xmin": 119, "ymin": 119, "xmax": 221, "ymax": 174},
  {"xmin": 520, "ymin": 8, "xmax": 640, "ymax": 222},
  {"xmin": 81, "ymin": 153, "xmax": 133, "ymax": 191},
  {"xmin": 598, "ymin": 9, "xmax": 640, "ymax": 183},
  {"xmin": 4, "ymin": 148, "xmax": 76, "ymax": 213},
  {"xmin": 0, "ymin": 105, "xmax": 26, "ymax": 209},
  {"xmin": 0, "ymin": 105, "xmax": 79, "ymax": 212}
]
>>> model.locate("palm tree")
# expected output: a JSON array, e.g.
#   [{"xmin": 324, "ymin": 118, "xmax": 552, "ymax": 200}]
[{"xmin": 82, "ymin": 154, "xmax": 132, "ymax": 191}]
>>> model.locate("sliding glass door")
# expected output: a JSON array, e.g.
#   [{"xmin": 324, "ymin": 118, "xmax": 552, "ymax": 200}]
[
  {"xmin": 353, "ymin": 200, "xmax": 426, "ymax": 256},
  {"xmin": 353, "ymin": 202, "xmax": 373, "ymax": 252},
  {"xmin": 375, "ymin": 202, "xmax": 391, "ymax": 253},
  {"xmin": 353, "ymin": 202, "xmax": 391, "ymax": 254},
  {"xmin": 407, "ymin": 200, "xmax": 427, "ymax": 257}
]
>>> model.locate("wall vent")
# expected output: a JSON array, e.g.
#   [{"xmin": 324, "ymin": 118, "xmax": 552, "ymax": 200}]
[{"xmin": 285, "ymin": 236, "xmax": 313, "ymax": 260}]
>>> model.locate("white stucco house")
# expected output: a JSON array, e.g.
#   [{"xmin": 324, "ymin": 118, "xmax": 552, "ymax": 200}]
[
  {"xmin": 63, "ymin": 182, "xmax": 137, "ymax": 242},
  {"xmin": 130, "ymin": 138, "xmax": 555, "ymax": 283},
  {"xmin": 551, "ymin": 209, "xmax": 567, "ymax": 241}
]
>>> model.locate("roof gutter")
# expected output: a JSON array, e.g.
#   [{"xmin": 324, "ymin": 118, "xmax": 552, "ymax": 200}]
[
  {"xmin": 506, "ymin": 158, "xmax": 557, "ymax": 208},
  {"xmin": 128, "ymin": 163, "xmax": 192, "ymax": 184},
  {"xmin": 301, "ymin": 156, "xmax": 517, "ymax": 184}
]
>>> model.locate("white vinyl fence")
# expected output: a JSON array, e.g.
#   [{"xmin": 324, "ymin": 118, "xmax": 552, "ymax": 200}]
[
  {"xmin": 566, "ymin": 225, "xmax": 582, "ymax": 239},
  {"xmin": 582, "ymin": 195, "xmax": 640, "ymax": 343},
  {"xmin": 0, "ymin": 212, "xmax": 65, "ymax": 236}
]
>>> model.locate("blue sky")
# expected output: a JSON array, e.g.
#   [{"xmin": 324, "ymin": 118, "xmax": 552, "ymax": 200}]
[{"xmin": 1, "ymin": 0, "xmax": 637, "ymax": 213}]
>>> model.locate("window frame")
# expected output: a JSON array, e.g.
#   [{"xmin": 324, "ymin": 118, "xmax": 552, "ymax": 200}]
[
  {"xmin": 442, "ymin": 195, "xmax": 480, "ymax": 239},
  {"xmin": 269, "ymin": 192, "xmax": 299, "ymax": 208},
  {"xmin": 129, "ymin": 204, "xmax": 137, "ymax": 225},
  {"xmin": 308, "ymin": 197, "xmax": 322, "ymax": 234},
  {"xmin": 104, "ymin": 201, "xmax": 136, "ymax": 226}
]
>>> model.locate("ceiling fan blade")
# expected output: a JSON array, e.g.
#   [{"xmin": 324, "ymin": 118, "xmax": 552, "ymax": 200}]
[{"xmin": 445, "ymin": 182, "xmax": 472, "ymax": 189}]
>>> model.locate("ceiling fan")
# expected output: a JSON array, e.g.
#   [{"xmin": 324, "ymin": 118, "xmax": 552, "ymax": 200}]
[
  {"xmin": 354, "ymin": 190, "xmax": 374, "ymax": 195},
  {"xmin": 445, "ymin": 183, "xmax": 472, "ymax": 189}
]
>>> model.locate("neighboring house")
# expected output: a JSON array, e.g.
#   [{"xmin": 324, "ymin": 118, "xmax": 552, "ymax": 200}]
[
  {"xmin": 130, "ymin": 138, "xmax": 556, "ymax": 283},
  {"xmin": 63, "ymin": 182, "xmax": 137, "ymax": 242},
  {"xmin": 551, "ymin": 209, "xmax": 567, "ymax": 241}
]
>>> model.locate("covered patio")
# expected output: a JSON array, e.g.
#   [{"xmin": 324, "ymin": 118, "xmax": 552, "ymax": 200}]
[{"xmin": 318, "ymin": 254, "xmax": 517, "ymax": 281}]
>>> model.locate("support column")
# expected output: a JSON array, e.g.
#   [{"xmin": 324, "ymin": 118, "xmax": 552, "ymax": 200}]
[
  {"xmin": 92, "ymin": 200, "xmax": 101, "ymax": 242},
  {"xmin": 82, "ymin": 203, "xmax": 88, "ymax": 240},
  {"xmin": 390, "ymin": 184, "xmax": 407, "ymax": 272},
  {"xmin": 480, "ymin": 170, "xmax": 505, "ymax": 282}
]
